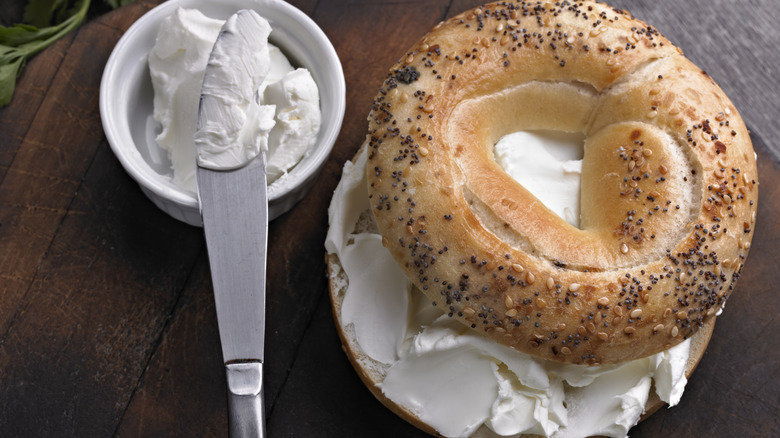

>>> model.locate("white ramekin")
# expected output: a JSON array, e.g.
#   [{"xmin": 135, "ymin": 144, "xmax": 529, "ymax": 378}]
[{"xmin": 100, "ymin": 0, "xmax": 345, "ymax": 226}]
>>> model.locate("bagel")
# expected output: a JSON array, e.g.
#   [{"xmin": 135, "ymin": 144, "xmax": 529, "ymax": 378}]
[
  {"xmin": 326, "ymin": 147, "xmax": 715, "ymax": 438},
  {"xmin": 326, "ymin": 0, "xmax": 757, "ymax": 435},
  {"xmin": 363, "ymin": 0, "xmax": 757, "ymax": 365},
  {"xmin": 326, "ymin": 145, "xmax": 715, "ymax": 437}
]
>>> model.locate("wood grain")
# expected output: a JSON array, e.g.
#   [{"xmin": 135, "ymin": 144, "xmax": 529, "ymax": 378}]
[{"xmin": 0, "ymin": 0, "xmax": 777, "ymax": 437}]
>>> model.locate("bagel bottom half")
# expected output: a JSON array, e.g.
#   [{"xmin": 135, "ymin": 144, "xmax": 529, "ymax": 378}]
[{"xmin": 326, "ymin": 146, "xmax": 715, "ymax": 438}]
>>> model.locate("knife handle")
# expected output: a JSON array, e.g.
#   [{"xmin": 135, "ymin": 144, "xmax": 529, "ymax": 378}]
[{"xmin": 226, "ymin": 361, "xmax": 265, "ymax": 438}]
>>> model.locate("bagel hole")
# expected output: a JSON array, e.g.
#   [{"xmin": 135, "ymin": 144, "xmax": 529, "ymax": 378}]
[{"xmin": 493, "ymin": 130, "xmax": 586, "ymax": 228}]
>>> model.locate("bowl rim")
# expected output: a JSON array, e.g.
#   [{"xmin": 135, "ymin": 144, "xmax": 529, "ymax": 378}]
[{"xmin": 100, "ymin": 0, "xmax": 346, "ymax": 220}]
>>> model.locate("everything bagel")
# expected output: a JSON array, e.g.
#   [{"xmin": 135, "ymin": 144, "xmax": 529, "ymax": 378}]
[{"xmin": 365, "ymin": 0, "xmax": 757, "ymax": 365}]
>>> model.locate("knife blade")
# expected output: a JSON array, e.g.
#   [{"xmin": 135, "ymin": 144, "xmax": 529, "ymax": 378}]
[
  {"xmin": 195, "ymin": 9, "xmax": 271, "ymax": 438},
  {"xmin": 198, "ymin": 159, "xmax": 267, "ymax": 438}
]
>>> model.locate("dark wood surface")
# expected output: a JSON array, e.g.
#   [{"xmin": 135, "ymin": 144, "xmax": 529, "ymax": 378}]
[{"xmin": 0, "ymin": 0, "xmax": 778, "ymax": 436}]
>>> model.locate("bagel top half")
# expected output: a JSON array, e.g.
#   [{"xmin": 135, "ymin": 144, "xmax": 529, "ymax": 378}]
[{"xmin": 365, "ymin": 0, "xmax": 757, "ymax": 365}]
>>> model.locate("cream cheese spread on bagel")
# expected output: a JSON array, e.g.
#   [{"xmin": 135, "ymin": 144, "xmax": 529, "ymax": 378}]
[{"xmin": 327, "ymin": 143, "xmax": 693, "ymax": 437}]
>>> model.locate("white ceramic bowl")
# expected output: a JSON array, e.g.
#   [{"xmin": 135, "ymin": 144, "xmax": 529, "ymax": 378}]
[{"xmin": 100, "ymin": 0, "xmax": 345, "ymax": 226}]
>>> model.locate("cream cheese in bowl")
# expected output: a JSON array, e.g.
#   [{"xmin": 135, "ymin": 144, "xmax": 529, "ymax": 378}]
[
  {"xmin": 150, "ymin": 7, "xmax": 321, "ymax": 181},
  {"xmin": 100, "ymin": 0, "xmax": 345, "ymax": 226}
]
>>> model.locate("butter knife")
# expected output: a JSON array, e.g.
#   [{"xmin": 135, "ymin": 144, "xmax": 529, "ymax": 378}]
[{"xmin": 196, "ymin": 10, "xmax": 270, "ymax": 438}]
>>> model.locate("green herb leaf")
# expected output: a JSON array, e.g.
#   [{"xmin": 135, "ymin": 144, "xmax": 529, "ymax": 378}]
[
  {"xmin": 0, "ymin": 0, "xmax": 90, "ymax": 108},
  {"xmin": 0, "ymin": 23, "xmax": 59, "ymax": 46},
  {"xmin": 23, "ymin": 0, "xmax": 71, "ymax": 28},
  {"xmin": 0, "ymin": 55, "xmax": 26, "ymax": 106}
]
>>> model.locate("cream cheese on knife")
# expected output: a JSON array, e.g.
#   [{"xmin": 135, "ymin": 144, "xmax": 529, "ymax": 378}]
[{"xmin": 193, "ymin": 8, "xmax": 274, "ymax": 169}]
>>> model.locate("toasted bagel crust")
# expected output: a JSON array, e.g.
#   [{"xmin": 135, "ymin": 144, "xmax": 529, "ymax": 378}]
[{"xmin": 365, "ymin": 1, "xmax": 756, "ymax": 364}]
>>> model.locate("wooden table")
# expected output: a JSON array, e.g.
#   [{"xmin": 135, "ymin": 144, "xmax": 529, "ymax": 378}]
[{"xmin": 1, "ymin": 0, "xmax": 778, "ymax": 436}]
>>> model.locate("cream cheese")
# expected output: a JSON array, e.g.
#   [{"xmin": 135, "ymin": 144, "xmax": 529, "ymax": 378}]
[
  {"xmin": 148, "ymin": 7, "xmax": 221, "ymax": 190},
  {"xmin": 194, "ymin": 9, "xmax": 274, "ymax": 170},
  {"xmin": 326, "ymin": 140, "xmax": 692, "ymax": 438},
  {"xmin": 149, "ymin": 7, "xmax": 320, "ymax": 189},
  {"xmin": 264, "ymin": 68, "xmax": 322, "ymax": 183},
  {"xmin": 494, "ymin": 130, "xmax": 584, "ymax": 228}
]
